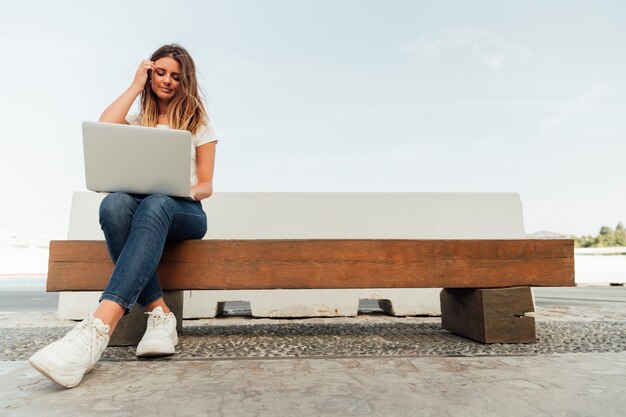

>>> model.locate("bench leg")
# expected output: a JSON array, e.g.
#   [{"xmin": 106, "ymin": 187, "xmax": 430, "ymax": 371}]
[
  {"xmin": 440, "ymin": 287, "xmax": 536, "ymax": 344},
  {"xmin": 109, "ymin": 291, "xmax": 184, "ymax": 346}
]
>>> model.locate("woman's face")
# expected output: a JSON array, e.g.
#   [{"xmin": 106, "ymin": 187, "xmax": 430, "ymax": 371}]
[{"xmin": 151, "ymin": 57, "xmax": 181, "ymax": 101}]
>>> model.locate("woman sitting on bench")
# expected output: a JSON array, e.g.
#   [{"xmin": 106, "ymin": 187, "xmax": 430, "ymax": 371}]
[{"xmin": 29, "ymin": 43, "xmax": 218, "ymax": 388}]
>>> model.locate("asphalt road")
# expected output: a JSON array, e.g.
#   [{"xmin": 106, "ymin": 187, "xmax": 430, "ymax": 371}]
[
  {"xmin": 0, "ymin": 290, "xmax": 60, "ymax": 311},
  {"xmin": 533, "ymin": 286, "xmax": 626, "ymax": 307},
  {"xmin": 0, "ymin": 287, "xmax": 624, "ymax": 313}
]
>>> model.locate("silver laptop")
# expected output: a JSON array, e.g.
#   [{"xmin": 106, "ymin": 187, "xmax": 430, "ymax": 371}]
[{"xmin": 82, "ymin": 121, "xmax": 192, "ymax": 197}]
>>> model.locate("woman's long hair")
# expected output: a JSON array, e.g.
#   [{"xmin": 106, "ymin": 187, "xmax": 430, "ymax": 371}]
[{"xmin": 138, "ymin": 44, "xmax": 208, "ymax": 136}]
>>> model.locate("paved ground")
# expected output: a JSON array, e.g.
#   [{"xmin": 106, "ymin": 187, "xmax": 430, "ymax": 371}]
[
  {"xmin": 1, "ymin": 287, "xmax": 625, "ymax": 416},
  {"xmin": 2, "ymin": 317, "xmax": 625, "ymax": 361},
  {"xmin": 2, "ymin": 353, "xmax": 625, "ymax": 417}
]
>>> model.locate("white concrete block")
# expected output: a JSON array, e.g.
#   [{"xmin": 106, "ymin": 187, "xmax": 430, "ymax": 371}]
[
  {"xmin": 182, "ymin": 288, "xmax": 442, "ymax": 318},
  {"xmin": 184, "ymin": 290, "xmax": 220, "ymax": 317},
  {"xmin": 57, "ymin": 292, "xmax": 100, "ymax": 320},
  {"xmin": 59, "ymin": 192, "xmax": 525, "ymax": 319},
  {"xmin": 374, "ymin": 288, "xmax": 442, "ymax": 316},
  {"xmin": 201, "ymin": 192, "xmax": 525, "ymax": 240}
]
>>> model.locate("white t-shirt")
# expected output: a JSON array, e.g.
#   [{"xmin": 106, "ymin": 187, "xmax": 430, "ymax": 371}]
[{"xmin": 125, "ymin": 113, "xmax": 218, "ymax": 186}]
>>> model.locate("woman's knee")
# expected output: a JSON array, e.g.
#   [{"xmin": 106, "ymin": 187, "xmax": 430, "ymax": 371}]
[
  {"xmin": 134, "ymin": 194, "xmax": 176, "ymax": 223},
  {"xmin": 139, "ymin": 194, "xmax": 175, "ymax": 212},
  {"xmin": 99, "ymin": 192, "xmax": 136, "ymax": 223}
]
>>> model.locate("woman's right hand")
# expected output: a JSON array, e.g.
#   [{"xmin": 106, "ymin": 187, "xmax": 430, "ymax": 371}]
[
  {"xmin": 130, "ymin": 60, "xmax": 156, "ymax": 91},
  {"xmin": 100, "ymin": 60, "xmax": 155, "ymax": 123}
]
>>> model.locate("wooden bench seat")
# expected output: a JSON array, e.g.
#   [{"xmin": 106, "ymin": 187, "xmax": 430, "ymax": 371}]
[{"xmin": 48, "ymin": 238, "xmax": 575, "ymax": 343}]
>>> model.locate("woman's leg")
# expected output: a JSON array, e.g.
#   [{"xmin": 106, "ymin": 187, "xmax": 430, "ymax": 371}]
[
  {"xmin": 29, "ymin": 194, "xmax": 206, "ymax": 386},
  {"xmin": 95, "ymin": 192, "xmax": 182, "ymax": 333},
  {"xmin": 99, "ymin": 192, "xmax": 139, "ymax": 262},
  {"xmin": 98, "ymin": 192, "xmax": 169, "ymax": 319},
  {"xmin": 101, "ymin": 194, "xmax": 206, "ymax": 357},
  {"xmin": 96, "ymin": 192, "xmax": 141, "ymax": 334},
  {"xmin": 98, "ymin": 194, "xmax": 206, "ymax": 330},
  {"xmin": 134, "ymin": 196, "xmax": 207, "ymax": 311}
]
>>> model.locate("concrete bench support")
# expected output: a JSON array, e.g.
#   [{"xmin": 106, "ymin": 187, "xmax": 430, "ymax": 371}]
[{"xmin": 183, "ymin": 288, "xmax": 442, "ymax": 318}]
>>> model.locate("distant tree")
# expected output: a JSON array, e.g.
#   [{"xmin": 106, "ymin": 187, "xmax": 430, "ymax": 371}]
[
  {"xmin": 615, "ymin": 222, "xmax": 626, "ymax": 246},
  {"xmin": 573, "ymin": 222, "xmax": 625, "ymax": 248},
  {"xmin": 574, "ymin": 235, "xmax": 596, "ymax": 248}
]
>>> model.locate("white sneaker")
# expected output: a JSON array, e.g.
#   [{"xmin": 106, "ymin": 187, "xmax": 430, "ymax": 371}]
[
  {"xmin": 136, "ymin": 306, "xmax": 178, "ymax": 357},
  {"xmin": 29, "ymin": 314, "xmax": 110, "ymax": 388}
]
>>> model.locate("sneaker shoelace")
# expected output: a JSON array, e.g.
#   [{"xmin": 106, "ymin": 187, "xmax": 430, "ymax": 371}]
[
  {"xmin": 145, "ymin": 309, "xmax": 171, "ymax": 333},
  {"xmin": 64, "ymin": 315, "xmax": 109, "ymax": 363}
]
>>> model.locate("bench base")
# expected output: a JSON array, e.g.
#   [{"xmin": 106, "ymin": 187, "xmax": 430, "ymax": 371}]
[
  {"xmin": 109, "ymin": 291, "xmax": 184, "ymax": 346},
  {"xmin": 440, "ymin": 287, "xmax": 536, "ymax": 344},
  {"xmin": 107, "ymin": 287, "xmax": 536, "ymax": 346}
]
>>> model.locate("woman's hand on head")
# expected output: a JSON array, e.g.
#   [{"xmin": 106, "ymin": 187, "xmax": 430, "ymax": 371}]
[
  {"xmin": 100, "ymin": 60, "xmax": 154, "ymax": 123},
  {"xmin": 131, "ymin": 60, "xmax": 156, "ymax": 91}
]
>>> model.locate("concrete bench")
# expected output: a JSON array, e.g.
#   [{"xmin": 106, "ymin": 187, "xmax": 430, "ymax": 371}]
[{"xmin": 49, "ymin": 192, "xmax": 574, "ymax": 345}]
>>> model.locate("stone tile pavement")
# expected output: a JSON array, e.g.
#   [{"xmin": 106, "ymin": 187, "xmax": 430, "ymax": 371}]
[{"xmin": 1, "ymin": 302, "xmax": 625, "ymax": 416}]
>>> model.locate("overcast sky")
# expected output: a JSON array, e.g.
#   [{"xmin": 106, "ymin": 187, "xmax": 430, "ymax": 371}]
[{"xmin": 1, "ymin": 0, "xmax": 625, "ymax": 237}]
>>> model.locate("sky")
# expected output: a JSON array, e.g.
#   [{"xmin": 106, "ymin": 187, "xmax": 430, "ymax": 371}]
[{"xmin": 1, "ymin": 0, "xmax": 625, "ymax": 237}]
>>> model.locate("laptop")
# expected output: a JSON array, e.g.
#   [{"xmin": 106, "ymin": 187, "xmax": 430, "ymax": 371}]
[{"xmin": 82, "ymin": 121, "xmax": 192, "ymax": 197}]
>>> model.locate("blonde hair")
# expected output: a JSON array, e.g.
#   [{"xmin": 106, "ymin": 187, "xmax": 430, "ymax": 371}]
[{"xmin": 138, "ymin": 44, "xmax": 208, "ymax": 136}]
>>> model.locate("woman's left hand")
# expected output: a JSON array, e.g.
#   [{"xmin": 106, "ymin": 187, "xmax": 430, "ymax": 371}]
[{"xmin": 190, "ymin": 182, "xmax": 213, "ymax": 201}]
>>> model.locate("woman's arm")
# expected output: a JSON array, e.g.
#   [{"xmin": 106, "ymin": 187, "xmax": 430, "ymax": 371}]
[
  {"xmin": 98, "ymin": 85, "xmax": 142, "ymax": 124},
  {"xmin": 190, "ymin": 141, "xmax": 217, "ymax": 201},
  {"xmin": 99, "ymin": 60, "xmax": 155, "ymax": 124}
]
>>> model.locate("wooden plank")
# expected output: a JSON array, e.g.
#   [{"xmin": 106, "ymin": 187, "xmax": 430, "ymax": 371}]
[
  {"xmin": 47, "ymin": 239, "xmax": 575, "ymax": 291},
  {"xmin": 440, "ymin": 287, "xmax": 536, "ymax": 343}
]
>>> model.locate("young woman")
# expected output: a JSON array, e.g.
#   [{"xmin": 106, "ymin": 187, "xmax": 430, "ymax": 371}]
[{"xmin": 29, "ymin": 44, "xmax": 218, "ymax": 388}]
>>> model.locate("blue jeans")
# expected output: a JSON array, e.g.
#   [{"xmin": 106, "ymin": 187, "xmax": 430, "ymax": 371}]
[{"xmin": 98, "ymin": 192, "xmax": 207, "ymax": 314}]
